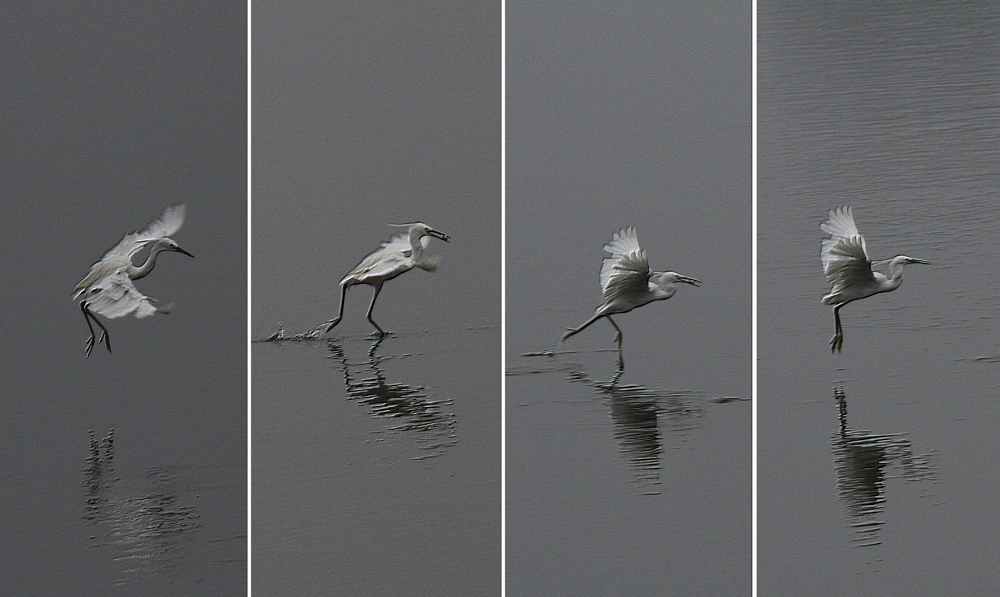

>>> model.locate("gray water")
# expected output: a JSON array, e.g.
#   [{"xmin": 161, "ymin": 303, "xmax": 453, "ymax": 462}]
[
  {"xmin": 251, "ymin": 1, "xmax": 501, "ymax": 594},
  {"xmin": 506, "ymin": 1, "xmax": 751, "ymax": 594},
  {"xmin": 759, "ymin": 1, "xmax": 1000, "ymax": 594},
  {"xmin": 0, "ymin": 3, "xmax": 246, "ymax": 595}
]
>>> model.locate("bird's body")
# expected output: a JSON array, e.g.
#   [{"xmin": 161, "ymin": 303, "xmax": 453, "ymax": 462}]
[
  {"xmin": 326, "ymin": 222, "xmax": 449, "ymax": 335},
  {"xmin": 821, "ymin": 206, "xmax": 928, "ymax": 352},
  {"xmin": 74, "ymin": 204, "xmax": 194, "ymax": 356},
  {"xmin": 562, "ymin": 227, "xmax": 699, "ymax": 349}
]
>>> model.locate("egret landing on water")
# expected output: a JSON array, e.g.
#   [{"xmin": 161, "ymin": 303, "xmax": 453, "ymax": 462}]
[
  {"xmin": 326, "ymin": 223, "xmax": 449, "ymax": 336},
  {"xmin": 561, "ymin": 227, "xmax": 700, "ymax": 350},
  {"xmin": 821, "ymin": 206, "xmax": 928, "ymax": 353},
  {"xmin": 73, "ymin": 204, "xmax": 194, "ymax": 357}
]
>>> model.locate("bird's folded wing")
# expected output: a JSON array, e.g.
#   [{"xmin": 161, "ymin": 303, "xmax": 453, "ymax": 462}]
[
  {"xmin": 83, "ymin": 272, "xmax": 158, "ymax": 319},
  {"xmin": 343, "ymin": 250, "xmax": 409, "ymax": 283},
  {"xmin": 101, "ymin": 204, "xmax": 187, "ymax": 260},
  {"xmin": 381, "ymin": 232, "xmax": 412, "ymax": 253},
  {"xmin": 823, "ymin": 236, "xmax": 874, "ymax": 287},
  {"xmin": 602, "ymin": 249, "xmax": 650, "ymax": 299}
]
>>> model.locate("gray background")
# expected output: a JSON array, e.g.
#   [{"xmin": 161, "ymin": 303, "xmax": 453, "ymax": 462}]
[
  {"xmin": 252, "ymin": 1, "xmax": 500, "ymax": 594},
  {"xmin": 759, "ymin": 0, "xmax": 1000, "ymax": 594},
  {"xmin": 0, "ymin": 2, "xmax": 246, "ymax": 595},
  {"xmin": 507, "ymin": 1, "xmax": 751, "ymax": 594}
]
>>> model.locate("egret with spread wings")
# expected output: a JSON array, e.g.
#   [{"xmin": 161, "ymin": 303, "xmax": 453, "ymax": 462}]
[
  {"xmin": 73, "ymin": 204, "xmax": 194, "ymax": 357},
  {"xmin": 821, "ymin": 206, "xmax": 928, "ymax": 353},
  {"xmin": 562, "ymin": 227, "xmax": 700, "ymax": 349},
  {"xmin": 326, "ymin": 223, "xmax": 449, "ymax": 335}
]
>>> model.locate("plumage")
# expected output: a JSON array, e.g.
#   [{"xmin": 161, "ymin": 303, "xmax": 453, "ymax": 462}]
[
  {"xmin": 326, "ymin": 222, "xmax": 449, "ymax": 335},
  {"xmin": 820, "ymin": 206, "xmax": 928, "ymax": 352},
  {"xmin": 74, "ymin": 204, "xmax": 194, "ymax": 357},
  {"xmin": 562, "ymin": 227, "xmax": 699, "ymax": 350}
]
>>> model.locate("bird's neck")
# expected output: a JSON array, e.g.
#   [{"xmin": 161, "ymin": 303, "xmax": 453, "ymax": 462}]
[
  {"xmin": 886, "ymin": 260, "xmax": 907, "ymax": 286},
  {"xmin": 127, "ymin": 244, "xmax": 164, "ymax": 280},
  {"xmin": 409, "ymin": 231, "xmax": 424, "ymax": 260}
]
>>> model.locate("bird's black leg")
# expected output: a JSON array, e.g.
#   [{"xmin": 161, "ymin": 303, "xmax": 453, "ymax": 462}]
[
  {"xmin": 81, "ymin": 302, "xmax": 97, "ymax": 357},
  {"xmin": 607, "ymin": 316, "xmax": 624, "ymax": 350},
  {"xmin": 326, "ymin": 285, "xmax": 349, "ymax": 332},
  {"xmin": 831, "ymin": 304, "xmax": 844, "ymax": 353},
  {"xmin": 366, "ymin": 283, "xmax": 386, "ymax": 335},
  {"xmin": 562, "ymin": 313, "xmax": 604, "ymax": 342},
  {"xmin": 81, "ymin": 302, "xmax": 112, "ymax": 357}
]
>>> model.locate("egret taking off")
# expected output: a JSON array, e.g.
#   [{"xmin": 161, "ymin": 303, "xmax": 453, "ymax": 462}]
[
  {"xmin": 326, "ymin": 223, "xmax": 449, "ymax": 335},
  {"xmin": 73, "ymin": 204, "xmax": 194, "ymax": 357},
  {"xmin": 821, "ymin": 206, "xmax": 928, "ymax": 353},
  {"xmin": 562, "ymin": 227, "xmax": 700, "ymax": 349}
]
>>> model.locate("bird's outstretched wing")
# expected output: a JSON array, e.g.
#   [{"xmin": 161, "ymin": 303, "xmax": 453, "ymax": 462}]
[
  {"xmin": 821, "ymin": 206, "xmax": 867, "ymax": 265},
  {"xmin": 80, "ymin": 271, "xmax": 160, "ymax": 319},
  {"xmin": 101, "ymin": 204, "xmax": 187, "ymax": 260},
  {"xmin": 821, "ymin": 206, "xmax": 874, "ymax": 288},
  {"xmin": 600, "ymin": 227, "xmax": 650, "ymax": 300}
]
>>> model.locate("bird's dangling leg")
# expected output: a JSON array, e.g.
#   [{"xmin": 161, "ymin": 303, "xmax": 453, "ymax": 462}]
[
  {"xmin": 81, "ymin": 302, "xmax": 112, "ymax": 357},
  {"xmin": 365, "ymin": 283, "xmax": 387, "ymax": 336},
  {"xmin": 326, "ymin": 285, "xmax": 349, "ymax": 332},
  {"xmin": 562, "ymin": 313, "xmax": 603, "ymax": 343},
  {"xmin": 81, "ymin": 302, "xmax": 97, "ymax": 357},
  {"xmin": 830, "ymin": 304, "xmax": 844, "ymax": 353},
  {"xmin": 607, "ymin": 316, "xmax": 623, "ymax": 350}
]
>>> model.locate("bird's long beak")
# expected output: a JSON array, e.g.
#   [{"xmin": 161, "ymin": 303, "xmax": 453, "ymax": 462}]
[
  {"xmin": 175, "ymin": 246, "xmax": 195, "ymax": 258},
  {"xmin": 908, "ymin": 258, "xmax": 929, "ymax": 265},
  {"xmin": 428, "ymin": 228, "xmax": 449, "ymax": 242},
  {"xmin": 678, "ymin": 275, "xmax": 701, "ymax": 286}
]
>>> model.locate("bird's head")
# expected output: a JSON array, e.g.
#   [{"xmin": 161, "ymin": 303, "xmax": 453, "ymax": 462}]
[
  {"xmin": 393, "ymin": 222, "xmax": 449, "ymax": 243},
  {"xmin": 419, "ymin": 224, "xmax": 449, "ymax": 243},
  {"xmin": 156, "ymin": 237, "xmax": 194, "ymax": 258},
  {"xmin": 671, "ymin": 273, "xmax": 701, "ymax": 287},
  {"xmin": 651, "ymin": 272, "xmax": 701, "ymax": 287},
  {"xmin": 892, "ymin": 255, "xmax": 929, "ymax": 266}
]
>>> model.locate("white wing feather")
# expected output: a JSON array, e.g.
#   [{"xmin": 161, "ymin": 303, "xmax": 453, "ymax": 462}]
[
  {"xmin": 821, "ymin": 206, "xmax": 874, "ymax": 289},
  {"xmin": 600, "ymin": 227, "xmax": 650, "ymax": 300},
  {"xmin": 80, "ymin": 271, "xmax": 159, "ymax": 319},
  {"xmin": 341, "ymin": 232, "xmax": 413, "ymax": 284},
  {"xmin": 102, "ymin": 203, "xmax": 186, "ymax": 260}
]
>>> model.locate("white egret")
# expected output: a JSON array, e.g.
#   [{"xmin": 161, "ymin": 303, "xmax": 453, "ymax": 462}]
[
  {"xmin": 326, "ymin": 223, "xmax": 449, "ymax": 335},
  {"xmin": 821, "ymin": 206, "xmax": 928, "ymax": 353},
  {"xmin": 562, "ymin": 227, "xmax": 700, "ymax": 349},
  {"xmin": 73, "ymin": 204, "xmax": 194, "ymax": 357}
]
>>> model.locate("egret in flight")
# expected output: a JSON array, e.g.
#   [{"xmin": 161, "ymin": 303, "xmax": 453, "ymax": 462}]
[
  {"xmin": 73, "ymin": 204, "xmax": 194, "ymax": 357},
  {"xmin": 562, "ymin": 227, "xmax": 700, "ymax": 349},
  {"xmin": 821, "ymin": 206, "xmax": 928, "ymax": 353},
  {"xmin": 326, "ymin": 223, "xmax": 449, "ymax": 335}
]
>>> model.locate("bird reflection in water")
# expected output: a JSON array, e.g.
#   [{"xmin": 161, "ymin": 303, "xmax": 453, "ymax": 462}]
[
  {"xmin": 329, "ymin": 336, "xmax": 456, "ymax": 460},
  {"xmin": 568, "ymin": 359, "xmax": 703, "ymax": 492},
  {"xmin": 831, "ymin": 387, "xmax": 936, "ymax": 548},
  {"xmin": 81, "ymin": 429, "xmax": 201, "ymax": 584}
]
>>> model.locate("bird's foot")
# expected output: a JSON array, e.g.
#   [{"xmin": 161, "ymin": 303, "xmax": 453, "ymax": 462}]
[
  {"xmin": 562, "ymin": 328, "xmax": 579, "ymax": 342},
  {"xmin": 830, "ymin": 333, "xmax": 843, "ymax": 353},
  {"xmin": 101, "ymin": 332, "xmax": 111, "ymax": 354},
  {"xmin": 325, "ymin": 317, "xmax": 342, "ymax": 332},
  {"xmin": 84, "ymin": 335, "xmax": 95, "ymax": 358},
  {"xmin": 370, "ymin": 330, "xmax": 392, "ymax": 338}
]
